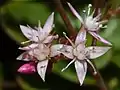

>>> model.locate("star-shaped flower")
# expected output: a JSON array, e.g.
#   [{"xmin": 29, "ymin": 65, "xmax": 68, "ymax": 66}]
[
  {"xmin": 67, "ymin": 2, "xmax": 112, "ymax": 45},
  {"xmin": 17, "ymin": 12, "xmax": 63, "ymax": 81},
  {"xmin": 59, "ymin": 30, "xmax": 111, "ymax": 85},
  {"xmin": 18, "ymin": 12, "xmax": 58, "ymax": 50}
]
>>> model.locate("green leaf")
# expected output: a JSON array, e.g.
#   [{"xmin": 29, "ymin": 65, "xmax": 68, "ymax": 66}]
[
  {"xmin": 102, "ymin": 17, "xmax": 120, "ymax": 50},
  {"xmin": 112, "ymin": 51, "xmax": 120, "ymax": 68},
  {"xmin": 16, "ymin": 76, "xmax": 48, "ymax": 90},
  {"xmin": 2, "ymin": 24, "xmax": 26, "ymax": 44},
  {"xmin": 2, "ymin": 2, "xmax": 50, "ymax": 25}
]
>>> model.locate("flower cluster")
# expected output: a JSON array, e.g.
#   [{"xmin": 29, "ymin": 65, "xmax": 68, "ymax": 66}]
[{"xmin": 17, "ymin": 3, "xmax": 112, "ymax": 86}]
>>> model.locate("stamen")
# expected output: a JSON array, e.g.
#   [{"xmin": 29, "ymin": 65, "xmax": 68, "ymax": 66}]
[
  {"xmin": 83, "ymin": 10, "xmax": 87, "ymax": 19},
  {"xmin": 93, "ymin": 13, "xmax": 102, "ymax": 21},
  {"xmin": 86, "ymin": 58, "xmax": 97, "ymax": 75},
  {"xmin": 21, "ymin": 40, "xmax": 31, "ymax": 44},
  {"xmin": 61, "ymin": 58, "xmax": 76, "ymax": 72},
  {"xmin": 91, "ymin": 9, "xmax": 95, "ymax": 17},
  {"xmin": 87, "ymin": 4, "xmax": 92, "ymax": 16},
  {"xmin": 99, "ymin": 25, "xmax": 107, "ymax": 29},
  {"xmin": 83, "ymin": 10, "xmax": 86, "ymax": 13},
  {"xmin": 63, "ymin": 32, "xmax": 75, "ymax": 48},
  {"xmin": 38, "ymin": 20, "xmax": 41, "ymax": 28},
  {"xmin": 99, "ymin": 20, "xmax": 108, "ymax": 24}
]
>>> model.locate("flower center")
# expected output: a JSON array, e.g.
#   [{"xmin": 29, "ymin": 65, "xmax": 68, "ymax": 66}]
[
  {"xmin": 85, "ymin": 16, "xmax": 99, "ymax": 31},
  {"xmin": 33, "ymin": 44, "xmax": 50, "ymax": 60},
  {"xmin": 73, "ymin": 44, "xmax": 86, "ymax": 60}
]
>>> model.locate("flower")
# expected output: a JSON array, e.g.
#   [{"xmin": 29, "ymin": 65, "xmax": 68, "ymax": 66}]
[
  {"xmin": 67, "ymin": 2, "xmax": 112, "ymax": 45},
  {"xmin": 17, "ymin": 12, "xmax": 63, "ymax": 81},
  {"xmin": 59, "ymin": 30, "xmax": 111, "ymax": 85},
  {"xmin": 18, "ymin": 12, "xmax": 58, "ymax": 50}
]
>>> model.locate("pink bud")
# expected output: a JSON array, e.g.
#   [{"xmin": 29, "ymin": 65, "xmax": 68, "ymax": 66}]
[{"xmin": 18, "ymin": 62, "xmax": 36, "ymax": 74}]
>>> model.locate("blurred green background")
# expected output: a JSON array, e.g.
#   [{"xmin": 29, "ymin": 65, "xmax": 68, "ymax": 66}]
[{"xmin": 1, "ymin": 0, "xmax": 120, "ymax": 90}]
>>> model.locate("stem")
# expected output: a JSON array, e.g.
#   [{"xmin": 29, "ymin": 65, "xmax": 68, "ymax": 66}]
[
  {"xmin": 90, "ymin": 0, "xmax": 108, "ymax": 90},
  {"xmin": 53, "ymin": 0, "xmax": 76, "ymax": 36}
]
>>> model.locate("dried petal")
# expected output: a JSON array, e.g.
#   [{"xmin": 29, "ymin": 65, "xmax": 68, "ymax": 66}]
[
  {"xmin": 37, "ymin": 60, "xmax": 48, "ymax": 81},
  {"xmin": 89, "ymin": 31, "xmax": 112, "ymax": 45},
  {"xmin": 74, "ymin": 60, "xmax": 87, "ymax": 86},
  {"xmin": 85, "ymin": 46, "xmax": 111, "ymax": 59}
]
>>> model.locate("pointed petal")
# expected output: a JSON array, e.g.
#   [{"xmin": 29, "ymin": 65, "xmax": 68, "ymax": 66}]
[
  {"xmin": 60, "ymin": 45, "xmax": 74, "ymax": 59},
  {"xmin": 67, "ymin": 2, "xmax": 84, "ymax": 23},
  {"xmin": 16, "ymin": 52, "xmax": 32, "ymax": 61},
  {"xmin": 75, "ymin": 60, "xmax": 87, "ymax": 86},
  {"xmin": 85, "ymin": 46, "xmax": 111, "ymax": 59},
  {"xmin": 43, "ymin": 35, "xmax": 58, "ymax": 44},
  {"xmin": 18, "ymin": 62, "xmax": 36, "ymax": 74},
  {"xmin": 43, "ymin": 12, "xmax": 54, "ymax": 36},
  {"xmin": 19, "ymin": 43, "xmax": 38, "ymax": 50},
  {"xmin": 50, "ymin": 44, "xmax": 64, "ymax": 57},
  {"xmin": 37, "ymin": 60, "xmax": 48, "ymax": 81},
  {"xmin": 20, "ymin": 25, "xmax": 38, "ymax": 42},
  {"xmin": 75, "ymin": 29, "xmax": 86, "ymax": 45},
  {"xmin": 89, "ymin": 31, "xmax": 112, "ymax": 45}
]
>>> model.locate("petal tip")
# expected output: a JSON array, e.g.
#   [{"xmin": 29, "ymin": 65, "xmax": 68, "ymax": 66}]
[
  {"xmin": 51, "ymin": 12, "xmax": 54, "ymax": 16},
  {"xmin": 67, "ymin": 2, "xmax": 71, "ymax": 6}
]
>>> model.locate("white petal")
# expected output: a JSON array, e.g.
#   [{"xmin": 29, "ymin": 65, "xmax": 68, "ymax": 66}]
[
  {"xmin": 89, "ymin": 31, "xmax": 112, "ymax": 45},
  {"xmin": 60, "ymin": 45, "xmax": 74, "ymax": 59},
  {"xmin": 85, "ymin": 46, "xmax": 111, "ymax": 59},
  {"xmin": 16, "ymin": 52, "xmax": 31, "ymax": 61},
  {"xmin": 19, "ymin": 43, "xmax": 38, "ymax": 50},
  {"xmin": 43, "ymin": 12, "xmax": 54, "ymax": 37},
  {"xmin": 67, "ymin": 2, "xmax": 84, "ymax": 24},
  {"xmin": 37, "ymin": 60, "xmax": 48, "ymax": 81},
  {"xmin": 75, "ymin": 29, "xmax": 86, "ymax": 45},
  {"xmin": 20, "ymin": 25, "xmax": 38, "ymax": 42},
  {"xmin": 75, "ymin": 60, "xmax": 87, "ymax": 86},
  {"xmin": 50, "ymin": 44, "xmax": 64, "ymax": 57},
  {"xmin": 43, "ymin": 35, "xmax": 58, "ymax": 44}
]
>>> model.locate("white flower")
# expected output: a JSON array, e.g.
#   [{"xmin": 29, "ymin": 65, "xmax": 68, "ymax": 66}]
[
  {"xmin": 17, "ymin": 12, "xmax": 63, "ymax": 81},
  {"xmin": 19, "ymin": 12, "xmax": 58, "ymax": 47},
  {"xmin": 59, "ymin": 30, "xmax": 111, "ymax": 85},
  {"xmin": 67, "ymin": 2, "xmax": 112, "ymax": 45},
  {"xmin": 17, "ymin": 43, "xmax": 63, "ymax": 81}
]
